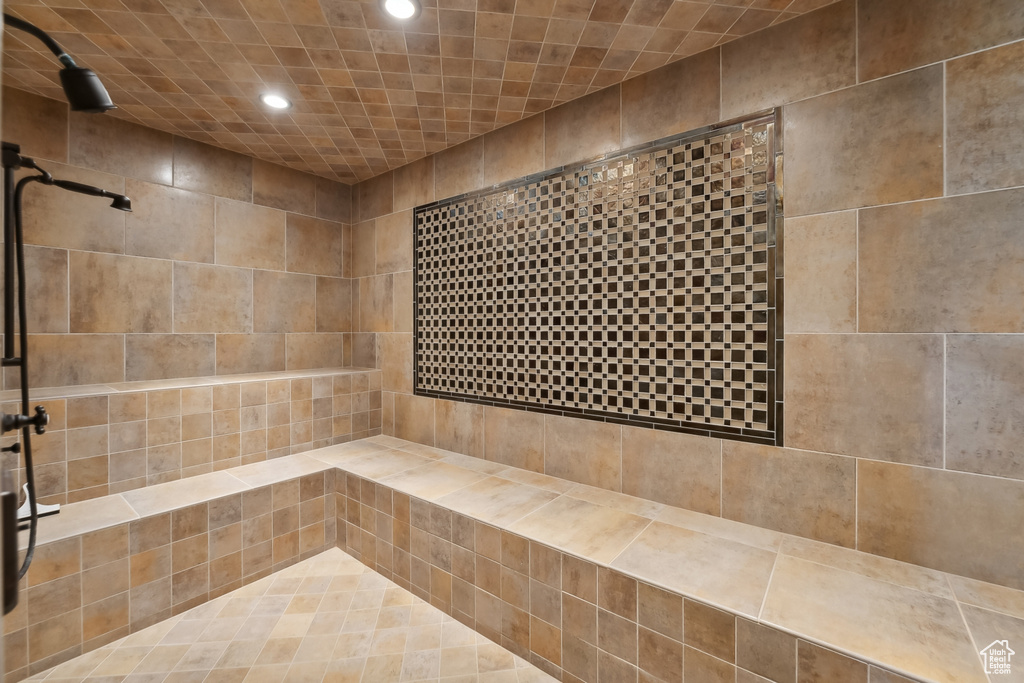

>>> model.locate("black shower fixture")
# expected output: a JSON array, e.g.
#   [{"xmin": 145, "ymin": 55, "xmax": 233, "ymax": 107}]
[
  {"xmin": 50, "ymin": 178, "xmax": 132, "ymax": 212},
  {"xmin": 3, "ymin": 13, "xmax": 115, "ymax": 112}
]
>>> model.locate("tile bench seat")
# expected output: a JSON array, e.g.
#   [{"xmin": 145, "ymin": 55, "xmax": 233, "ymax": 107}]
[{"xmin": 9, "ymin": 436, "xmax": 1020, "ymax": 682}]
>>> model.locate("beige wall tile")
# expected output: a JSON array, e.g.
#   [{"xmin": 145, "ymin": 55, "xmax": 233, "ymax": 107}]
[
  {"xmin": 949, "ymin": 39, "xmax": 1024, "ymax": 195},
  {"xmin": 484, "ymin": 406, "xmax": 544, "ymax": 472},
  {"xmin": 375, "ymin": 211, "xmax": 413, "ymax": 274},
  {"xmin": 859, "ymin": 189, "xmax": 1024, "ymax": 333},
  {"xmin": 252, "ymin": 270, "xmax": 315, "ymax": 333},
  {"xmin": 946, "ymin": 335, "xmax": 1024, "ymax": 480},
  {"xmin": 315, "ymin": 277, "xmax": 352, "ymax": 333},
  {"xmin": 621, "ymin": 427, "xmax": 720, "ymax": 516},
  {"xmin": 69, "ymin": 252, "xmax": 172, "ymax": 333},
  {"xmin": 684, "ymin": 599, "xmax": 735, "ymax": 663},
  {"xmin": 721, "ymin": 1, "xmax": 855, "ymax": 119},
  {"xmin": 173, "ymin": 138, "xmax": 252, "ymax": 202},
  {"xmin": 785, "ymin": 334, "xmax": 944, "ymax": 466},
  {"xmin": 15, "ymin": 335, "xmax": 124, "ymax": 389},
  {"xmin": 358, "ymin": 274, "xmax": 394, "ymax": 333},
  {"xmin": 350, "ymin": 332, "xmax": 376, "ymax": 368},
  {"xmin": 286, "ymin": 214, "xmax": 344, "ymax": 277},
  {"xmin": 785, "ymin": 211, "xmax": 856, "ymax": 333},
  {"xmin": 125, "ymin": 180, "xmax": 215, "ymax": 263},
  {"xmin": 722, "ymin": 442, "xmax": 856, "ymax": 547},
  {"xmin": 23, "ymin": 162, "xmax": 126, "ymax": 254},
  {"xmin": 393, "ymin": 271, "xmax": 413, "ymax": 334},
  {"xmin": 2, "ymin": 87, "xmax": 67, "ymax": 163},
  {"xmin": 24, "ymin": 246, "xmax": 69, "ymax": 334},
  {"xmin": 356, "ymin": 171, "xmax": 393, "ymax": 222},
  {"xmin": 350, "ymin": 220, "xmax": 376, "ymax": 279},
  {"xmin": 70, "ymin": 114, "xmax": 173, "ymax": 185},
  {"xmin": 215, "ymin": 199, "xmax": 286, "ymax": 271},
  {"xmin": 125, "ymin": 334, "xmax": 215, "ymax": 382},
  {"xmin": 393, "ymin": 156, "xmax": 434, "ymax": 211},
  {"xmin": 736, "ymin": 619, "xmax": 796, "ymax": 683},
  {"xmin": 543, "ymin": 415, "xmax": 621, "ymax": 491},
  {"xmin": 215, "ymin": 334, "xmax": 286, "ymax": 375},
  {"xmin": 684, "ymin": 645, "xmax": 735, "ymax": 682},
  {"xmin": 315, "ymin": 176, "xmax": 352, "ymax": 224},
  {"xmin": 285, "ymin": 333, "xmax": 344, "ymax": 370},
  {"xmin": 545, "ymin": 86, "xmax": 620, "ymax": 169},
  {"xmin": 621, "ymin": 49, "xmax": 720, "ymax": 148},
  {"xmin": 252, "ymin": 159, "xmax": 315, "ymax": 215},
  {"xmin": 435, "ymin": 399, "xmax": 484, "ymax": 459},
  {"xmin": 379, "ymin": 333, "xmax": 412, "ymax": 394},
  {"xmin": 394, "ymin": 393, "xmax": 434, "ymax": 446},
  {"xmin": 783, "ymin": 66, "xmax": 943, "ymax": 216},
  {"xmin": 858, "ymin": 460, "xmax": 1024, "ymax": 590},
  {"xmin": 173, "ymin": 263, "xmax": 252, "ymax": 333},
  {"xmin": 483, "ymin": 115, "xmax": 545, "ymax": 187},
  {"xmin": 434, "ymin": 138, "xmax": 484, "ymax": 201},
  {"xmin": 858, "ymin": 0, "xmax": 1024, "ymax": 81},
  {"xmin": 797, "ymin": 640, "xmax": 868, "ymax": 682}
]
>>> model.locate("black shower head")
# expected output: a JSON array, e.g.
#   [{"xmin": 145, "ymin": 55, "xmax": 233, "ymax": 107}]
[
  {"xmin": 4, "ymin": 13, "xmax": 115, "ymax": 113},
  {"xmin": 51, "ymin": 179, "xmax": 131, "ymax": 211},
  {"xmin": 59, "ymin": 67, "xmax": 116, "ymax": 113}
]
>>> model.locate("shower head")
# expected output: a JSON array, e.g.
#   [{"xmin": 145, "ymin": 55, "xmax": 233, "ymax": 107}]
[
  {"xmin": 3, "ymin": 13, "xmax": 115, "ymax": 113},
  {"xmin": 51, "ymin": 179, "xmax": 132, "ymax": 211},
  {"xmin": 58, "ymin": 67, "xmax": 116, "ymax": 113}
]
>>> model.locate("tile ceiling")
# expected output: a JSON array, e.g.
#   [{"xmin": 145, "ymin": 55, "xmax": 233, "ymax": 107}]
[{"xmin": 2, "ymin": 0, "xmax": 832, "ymax": 183}]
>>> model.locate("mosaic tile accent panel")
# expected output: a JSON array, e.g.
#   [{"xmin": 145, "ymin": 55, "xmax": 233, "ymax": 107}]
[{"xmin": 414, "ymin": 113, "xmax": 783, "ymax": 445}]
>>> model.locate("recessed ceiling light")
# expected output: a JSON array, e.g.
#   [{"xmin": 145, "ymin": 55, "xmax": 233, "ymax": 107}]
[
  {"xmin": 260, "ymin": 93, "xmax": 291, "ymax": 110},
  {"xmin": 381, "ymin": 0, "xmax": 420, "ymax": 20}
]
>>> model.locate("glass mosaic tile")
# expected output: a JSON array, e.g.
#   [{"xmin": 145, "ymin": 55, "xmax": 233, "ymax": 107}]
[{"xmin": 414, "ymin": 113, "xmax": 783, "ymax": 445}]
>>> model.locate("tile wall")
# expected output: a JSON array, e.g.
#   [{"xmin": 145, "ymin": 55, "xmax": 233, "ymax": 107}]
[
  {"xmin": 3, "ymin": 469, "xmax": 337, "ymax": 681},
  {"xmin": 0, "ymin": 86, "xmax": 353, "ymax": 390},
  {"xmin": 350, "ymin": 0, "xmax": 1024, "ymax": 591},
  {"xmin": 0, "ymin": 370, "xmax": 382, "ymax": 505}
]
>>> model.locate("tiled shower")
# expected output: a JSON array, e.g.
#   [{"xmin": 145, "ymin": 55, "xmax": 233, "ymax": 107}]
[{"xmin": 0, "ymin": 0, "xmax": 1023, "ymax": 681}]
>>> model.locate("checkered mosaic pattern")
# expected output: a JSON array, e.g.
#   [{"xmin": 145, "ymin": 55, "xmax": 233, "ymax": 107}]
[{"xmin": 414, "ymin": 116, "xmax": 781, "ymax": 443}]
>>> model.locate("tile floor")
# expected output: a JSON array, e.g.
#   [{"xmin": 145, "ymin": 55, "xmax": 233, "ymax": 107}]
[{"xmin": 25, "ymin": 548, "xmax": 558, "ymax": 683}]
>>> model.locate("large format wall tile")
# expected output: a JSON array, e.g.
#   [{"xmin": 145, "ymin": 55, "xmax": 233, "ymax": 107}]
[
  {"xmin": 784, "ymin": 211, "xmax": 857, "ymax": 333},
  {"xmin": 125, "ymin": 335, "xmax": 215, "ymax": 382},
  {"xmin": 483, "ymin": 406, "xmax": 545, "ymax": 473},
  {"xmin": 23, "ymin": 162, "xmax": 126, "ymax": 254},
  {"xmin": 435, "ymin": 399, "xmax": 485, "ymax": 460},
  {"xmin": 314, "ymin": 176, "xmax": 352, "ymax": 224},
  {"xmin": 785, "ymin": 334, "xmax": 944, "ymax": 466},
  {"xmin": 946, "ymin": 335, "xmax": 1024, "ymax": 480},
  {"xmin": 545, "ymin": 86, "xmax": 620, "ymax": 169},
  {"xmin": 621, "ymin": 427, "xmax": 721, "ymax": 516},
  {"xmin": 172, "ymin": 263, "xmax": 252, "ymax": 334},
  {"xmin": 434, "ymin": 138, "xmax": 484, "ymax": 201},
  {"xmin": 285, "ymin": 214, "xmax": 344, "ymax": 277},
  {"xmin": 394, "ymin": 393, "xmax": 434, "ymax": 446},
  {"xmin": 214, "ymin": 199, "xmax": 286, "ymax": 271},
  {"xmin": 125, "ymin": 181, "xmax": 215, "ymax": 263},
  {"xmin": 722, "ymin": 442, "xmax": 856, "ymax": 548},
  {"xmin": 284, "ymin": 333, "xmax": 344, "ymax": 370},
  {"xmin": 858, "ymin": 460, "xmax": 1024, "ymax": 590},
  {"xmin": 252, "ymin": 159, "xmax": 315, "ymax": 215},
  {"xmin": 783, "ymin": 65, "xmax": 943, "ymax": 216},
  {"xmin": 946, "ymin": 40, "xmax": 1024, "ymax": 195},
  {"xmin": 25, "ymin": 247, "xmax": 69, "ymax": 334},
  {"xmin": 721, "ymin": 0, "xmax": 855, "ymax": 119},
  {"xmin": 356, "ymin": 171, "xmax": 393, "ymax": 222},
  {"xmin": 543, "ymin": 415, "xmax": 621, "ymax": 491},
  {"xmin": 375, "ymin": 210, "xmax": 413, "ymax": 274},
  {"xmin": 859, "ymin": 189, "xmax": 1024, "ymax": 333},
  {"xmin": 483, "ymin": 115, "xmax": 545, "ymax": 187},
  {"xmin": 69, "ymin": 252, "xmax": 172, "ymax": 334},
  {"xmin": 357, "ymin": 274, "xmax": 394, "ymax": 333},
  {"xmin": 858, "ymin": 0, "xmax": 1024, "ymax": 81},
  {"xmin": 392, "ymin": 156, "xmax": 434, "ymax": 212},
  {"xmin": 17, "ymin": 335, "xmax": 124, "ymax": 389},
  {"xmin": 2, "ymin": 87, "xmax": 68, "ymax": 163},
  {"xmin": 620, "ymin": 48, "xmax": 719, "ymax": 148},
  {"xmin": 252, "ymin": 270, "xmax": 315, "ymax": 334},
  {"xmin": 215, "ymin": 334, "xmax": 285, "ymax": 375},
  {"xmin": 70, "ymin": 115, "xmax": 173, "ymax": 186},
  {"xmin": 315, "ymin": 277, "xmax": 352, "ymax": 333},
  {"xmin": 172, "ymin": 138, "xmax": 251, "ymax": 202}
]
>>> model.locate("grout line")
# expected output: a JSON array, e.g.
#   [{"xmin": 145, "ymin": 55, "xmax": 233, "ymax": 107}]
[
  {"xmin": 756, "ymin": 551, "xmax": 780, "ymax": 621},
  {"xmin": 942, "ymin": 335, "xmax": 947, "ymax": 470},
  {"xmin": 855, "ymin": 209, "xmax": 859, "ymax": 332},
  {"xmin": 854, "ymin": 0, "xmax": 859, "ymax": 84},
  {"xmin": 943, "ymin": 60, "xmax": 948, "ymax": 197}
]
